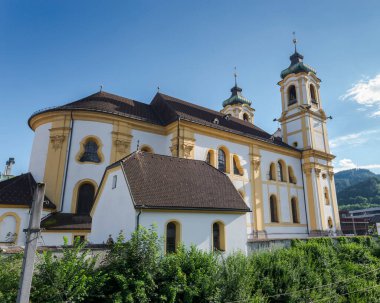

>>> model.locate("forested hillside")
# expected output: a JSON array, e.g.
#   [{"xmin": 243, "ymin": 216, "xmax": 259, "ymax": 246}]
[{"xmin": 335, "ymin": 169, "xmax": 380, "ymax": 211}]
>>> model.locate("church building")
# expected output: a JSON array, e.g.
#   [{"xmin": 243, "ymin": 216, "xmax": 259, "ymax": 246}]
[{"xmin": 0, "ymin": 46, "xmax": 341, "ymax": 253}]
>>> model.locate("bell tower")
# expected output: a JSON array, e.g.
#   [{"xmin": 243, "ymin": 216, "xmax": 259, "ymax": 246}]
[
  {"xmin": 278, "ymin": 35, "xmax": 341, "ymax": 236},
  {"xmin": 221, "ymin": 69, "xmax": 255, "ymax": 123}
]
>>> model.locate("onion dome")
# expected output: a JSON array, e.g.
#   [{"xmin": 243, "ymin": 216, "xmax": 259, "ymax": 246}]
[
  {"xmin": 280, "ymin": 51, "xmax": 316, "ymax": 79},
  {"xmin": 222, "ymin": 84, "xmax": 252, "ymax": 107}
]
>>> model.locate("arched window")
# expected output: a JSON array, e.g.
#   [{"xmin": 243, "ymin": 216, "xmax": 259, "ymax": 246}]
[
  {"xmin": 206, "ymin": 150, "xmax": 215, "ymax": 167},
  {"xmin": 212, "ymin": 221, "xmax": 225, "ymax": 251},
  {"xmin": 310, "ymin": 84, "xmax": 317, "ymax": 102},
  {"xmin": 233, "ymin": 155, "xmax": 243, "ymax": 176},
  {"xmin": 277, "ymin": 161, "xmax": 286, "ymax": 182},
  {"xmin": 79, "ymin": 139, "xmax": 101, "ymax": 163},
  {"xmin": 291, "ymin": 197, "xmax": 299, "ymax": 223},
  {"xmin": 243, "ymin": 113, "xmax": 249, "ymax": 122},
  {"xmin": 166, "ymin": 221, "xmax": 180, "ymax": 253},
  {"xmin": 288, "ymin": 166, "xmax": 297, "ymax": 184},
  {"xmin": 269, "ymin": 163, "xmax": 276, "ymax": 181},
  {"xmin": 141, "ymin": 145, "xmax": 153, "ymax": 153},
  {"xmin": 218, "ymin": 148, "xmax": 226, "ymax": 172},
  {"xmin": 324, "ymin": 187, "xmax": 330, "ymax": 205},
  {"xmin": 288, "ymin": 85, "xmax": 297, "ymax": 106},
  {"xmin": 327, "ymin": 217, "xmax": 333, "ymax": 229},
  {"xmin": 0, "ymin": 213, "xmax": 19, "ymax": 243},
  {"xmin": 76, "ymin": 183, "xmax": 95, "ymax": 215},
  {"xmin": 270, "ymin": 195, "xmax": 279, "ymax": 223}
]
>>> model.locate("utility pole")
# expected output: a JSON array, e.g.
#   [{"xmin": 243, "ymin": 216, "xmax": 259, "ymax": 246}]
[{"xmin": 16, "ymin": 183, "xmax": 45, "ymax": 303}]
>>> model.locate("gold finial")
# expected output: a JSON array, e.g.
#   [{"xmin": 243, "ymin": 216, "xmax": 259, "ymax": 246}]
[{"xmin": 292, "ymin": 31, "xmax": 297, "ymax": 53}]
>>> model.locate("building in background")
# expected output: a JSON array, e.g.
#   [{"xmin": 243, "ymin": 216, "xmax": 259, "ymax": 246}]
[{"xmin": 0, "ymin": 158, "xmax": 15, "ymax": 182}]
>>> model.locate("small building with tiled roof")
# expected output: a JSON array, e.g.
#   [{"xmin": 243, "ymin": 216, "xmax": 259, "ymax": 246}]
[
  {"xmin": 90, "ymin": 151, "xmax": 250, "ymax": 252},
  {"xmin": 1, "ymin": 44, "xmax": 342, "ymax": 250}
]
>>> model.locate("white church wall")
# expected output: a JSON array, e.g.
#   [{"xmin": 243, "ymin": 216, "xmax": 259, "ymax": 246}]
[
  {"xmin": 62, "ymin": 120, "xmax": 113, "ymax": 213},
  {"xmin": 265, "ymin": 225, "xmax": 309, "ymax": 239},
  {"xmin": 29, "ymin": 122, "xmax": 51, "ymax": 182},
  {"xmin": 131, "ymin": 129, "xmax": 171, "ymax": 155},
  {"xmin": 285, "ymin": 119, "xmax": 301, "ymax": 134},
  {"xmin": 139, "ymin": 211, "xmax": 247, "ymax": 254},
  {"xmin": 39, "ymin": 232, "xmax": 74, "ymax": 246},
  {"xmin": 90, "ymin": 168, "xmax": 136, "ymax": 244},
  {"xmin": 0, "ymin": 208, "xmax": 51, "ymax": 246}
]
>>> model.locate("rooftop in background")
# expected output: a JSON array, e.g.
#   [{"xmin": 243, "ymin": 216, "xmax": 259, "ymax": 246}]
[
  {"xmin": 0, "ymin": 173, "xmax": 56, "ymax": 209},
  {"xmin": 110, "ymin": 151, "xmax": 250, "ymax": 212}
]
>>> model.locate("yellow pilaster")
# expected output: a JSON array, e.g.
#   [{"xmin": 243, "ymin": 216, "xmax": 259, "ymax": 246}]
[
  {"xmin": 110, "ymin": 121, "xmax": 132, "ymax": 163},
  {"xmin": 303, "ymin": 167, "xmax": 317, "ymax": 231},
  {"xmin": 329, "ymin": 171, "xmax": 341, "ymax": 231},
  {"xmin": 315, "ymin": 168, "xmax": 326, "ymax": 230},
  {"xmin": 250, "ymin": 146, "xmax": 266, "ymax": 238},
  {"xmin": 43, "ymin": 115, "xmax": 72, "ymax": 209}
]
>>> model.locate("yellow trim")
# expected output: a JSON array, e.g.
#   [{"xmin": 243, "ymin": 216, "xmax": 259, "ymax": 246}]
[
  {"xmin": 111, "ymin": 120, "xmax": 132, "ymax": 163},
  {"xmin": 232, "ymin": 154, "xmax": 244, "ymax": 176},
  {"xmin": 42, "ymin": 229, "xmax": 90, "ymax": 233},
  {"xmin": 288, "ymin": 165, "xmax": 297, "ymax": 184},
  {"xmin": 269, "ymin": 162, "xmax": 277, "ymax": 181},
  {"xmin": 304, "ymin": 168, "xmax": 317, "ymax": 230},
  {"xmin": 0, "ymin": 212, "xmax": 21, "ymax": 243},
  {"xmin": 164, "ymin": 220, "xmax": 181, "ymax": 253},
  {"xmin": 43, "ymin": 117, "xmax": 72, "ymax": 209},
  {"xmin": 75, "ymin": 135, "xmax": 104, "ymax": 165},
  {"xmin": 70, "ymin": 179, "xmax": 98, "ymax": 213},
  {"xmin": 0, "ymin": 204, "xmax": 55, "ymax": 210},
  {"xmin": 211, "ymin": 220, "xmax": 226, "ymax": 251},
  {"xmin": 205, "ymin": 149, "xmax": 217, "ymax": 167},
  {"xmin": 141, "ymin": 209, "xmax": 247, "ymax": 214},
  {"xmin": 265, "ymin": 223, "xmax": 307, "ymax": 227},
  {"xmin": 262, "ymin": 180, "xmax": 303, "ymax": 190}
]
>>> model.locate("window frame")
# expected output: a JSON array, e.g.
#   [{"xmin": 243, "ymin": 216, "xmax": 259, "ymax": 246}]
[
  {"xmin": 212, "ymin": 221, "xmax": 226, "ymax": 252},
  {"xmin": 76, "ymin": 136, "xmax": 104, "ymax": 165},
  {"xmin": 270, "ymin": 195, "xmax": 279, "ymax": 223},
  {"xmin": 165, "ymin": 220, "xmax": 181, "ymax": 254}
]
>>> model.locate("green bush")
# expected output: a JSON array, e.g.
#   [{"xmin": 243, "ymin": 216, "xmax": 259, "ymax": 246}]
[{"xmin": 0, "ymin": 233, "xmax": 380, "ymax": 302}]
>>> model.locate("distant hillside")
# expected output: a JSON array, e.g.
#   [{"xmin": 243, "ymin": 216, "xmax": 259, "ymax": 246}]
[
  {"xmin": 335, "ymin": 168, "xmax": 378, "ymax": 192},
  {"xmin": 336, "ymin": 172, "xmax": 380, "ymax": 211}
]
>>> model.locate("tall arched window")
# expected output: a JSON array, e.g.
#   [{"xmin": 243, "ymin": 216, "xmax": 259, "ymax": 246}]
[
  {"xmin": 324, "ymin": 187, "xmax": 330, "ymax": 205},
  {"xmin": 233, "ymin": 155, "xmax": 243, "ymax": 176},
  {"xmin": 327, "ymin": 217, "xmax": 333, "ymax": 229},
  {"xmin": 288, "ymin": 85, "xmax": 297, "ymax": 106},
  {"xmin": 291, "ymin": 197, "xmax": 299, "ymax": 223},
  {"xmin": 218, "ymin": 148, "xmax": 226, "ymax": 172},
  {"xmin": 288, "ymin": 166, "xmax": 297, "ymax": 184},
  {"xmin": 269, "ymin": 163, "xmax": 276, "ymax": 181},
  {"xmin": 310, "ymin": 84, "xmax": 317, "ymax": 102},
  {"xmin": 277, "ymin": 161, "xmax": 286, "ymax": 182},
  {"xmin": 212, "ymin": 221, "xmax": 225, "ymax": 251},
  {"xmin": 270, "ymin": 195, "xmax": 279, "ymax": 223},
  {"xmin": 79, "ymin": 139, "xmax": 101, "ymax": 163},
  {"xmin": 166, "ymin": 221, "xmax": 180, "ymax": 253},
  {"xmin": 206, "ymin": 150, "xmax": 215, "ymax": 167},
  {"xmin": 76, "ymin": 183, "xmax": 95, "ymax": 215}
]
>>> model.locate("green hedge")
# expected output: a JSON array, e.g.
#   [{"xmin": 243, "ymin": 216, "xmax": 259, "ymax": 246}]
[{"xmin": 1, "ymin": 231, "xmax": 380, "ymax": 303}]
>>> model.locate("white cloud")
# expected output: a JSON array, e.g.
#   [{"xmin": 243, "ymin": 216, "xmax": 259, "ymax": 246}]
[
  {"xmin": 334, "ymin": 158, "xmax": 380, "ymax": 173},
  {"xmin": 329, "ymin": 129, "xmax": 380, "ymax": 148},
  {"xmin": 341, "ymin": 74, "xmax": 380, "ymax": 117}
]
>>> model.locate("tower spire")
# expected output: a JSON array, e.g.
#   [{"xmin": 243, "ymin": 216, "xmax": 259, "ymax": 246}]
[
  {"xmin": 292, "ymin": 31, "xmax": 297, "ymax": 53},
  {"xmin": 234, "ymin": 66, "xmax": 238, "ymax": 87}
]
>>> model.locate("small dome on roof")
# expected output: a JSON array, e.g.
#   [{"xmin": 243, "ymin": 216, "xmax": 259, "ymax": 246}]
[
  {"xmin": 280, "ymin": 51, "xmax": 316, "ymax": 79},
  {"xmin": 222, "ymin": 85, "xmax": 252, "ymax": 108}
]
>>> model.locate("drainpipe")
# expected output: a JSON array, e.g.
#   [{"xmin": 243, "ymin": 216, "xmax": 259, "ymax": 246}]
[
  {"xmin": 177, "ymin": 117, "xmax": 181, "ymax": 157},
  {"xmin": 136, "ymin": 207, "xmax": 143, "ymax": 231},
  {"xmin": 300, "ymin": 153, "xmax": 310, "ymax": 234},
  {"xmin": 60, "ymin": 111, "xmax": 74, "ymax": 212}
]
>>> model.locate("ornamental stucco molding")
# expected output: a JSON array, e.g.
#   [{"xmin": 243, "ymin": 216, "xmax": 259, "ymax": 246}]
[
  {"xmin": 50, "ymin": 135, "xmax": 65, "ymax": 151},
  {"xmin": 114, "ymin": 139, "xmax": 130, "ymax": 153},
  {"xmin": 182, "ymin": 143, "xmax": 194, "ymax": 159}
]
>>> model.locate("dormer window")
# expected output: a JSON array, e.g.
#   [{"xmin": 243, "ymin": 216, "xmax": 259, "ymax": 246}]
[
  {"xmin": 288, "ymin": 85, "xmax": 297, "ymax": 106},
  {"xmin": 310, "ymin": 84, "xmax": 317, "ymax": 103},
  {"xmin": 243, "ymin": 113, "xmax": 249, "ymax": 122}
]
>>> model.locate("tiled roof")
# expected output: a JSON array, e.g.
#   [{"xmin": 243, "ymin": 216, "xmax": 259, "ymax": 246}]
[
  {"xmin": 30, "ymin": 90, "xmax": 296, "ymax": 150},
  {"xmin": 0, "ymin": 173, "xmax": 56, "ymax": 209},
  {"xmin": 41, "ymin": 212, "xmax": 91, "ymax": 231},
  {"xmin": 118, "ymin": 151, "xmax": 250, "ymax": 212}
]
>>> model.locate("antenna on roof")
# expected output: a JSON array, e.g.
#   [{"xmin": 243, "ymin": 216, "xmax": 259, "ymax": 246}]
[
  {"xmin": 99, "ymin": 85, "xmax": 103, "ymax": 92},
  {"xmin": 292, "ymin": 31, "xmax": 297, "ymax": 53}
]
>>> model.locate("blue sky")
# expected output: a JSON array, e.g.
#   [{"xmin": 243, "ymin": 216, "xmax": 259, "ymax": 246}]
[{"xmin": 1, "ymin": 0, "xmax": 380, "ymax": 175}]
